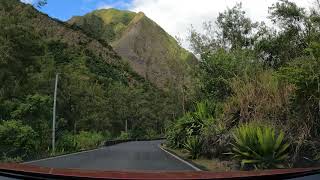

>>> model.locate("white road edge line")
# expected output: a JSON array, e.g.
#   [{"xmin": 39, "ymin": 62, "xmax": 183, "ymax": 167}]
[
  {"xmin": 23, "ymin": 147, "xmax": 105, "ymax": 164},
  {"xmin": 158, "ymin": 145, "xmax": 202, "ymax": 171}
]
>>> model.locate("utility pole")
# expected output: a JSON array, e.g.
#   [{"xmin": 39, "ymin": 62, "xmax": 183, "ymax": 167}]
[{"xmin": 52, "ymin": 73, "xmax": 59, "ymax": 155}]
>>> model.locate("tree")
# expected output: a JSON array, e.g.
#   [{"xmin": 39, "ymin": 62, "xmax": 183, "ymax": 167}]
[
  {"xmin": 278, "ymin": 43, "xmax": 320, "ymax": 137},
  {"xmin": 188, "ymin": 23, "xmax": 219, "ymax": 57},
  {"xmin": 189, "ymin": 3, "xmax": 260, "ymax": 57},
  {"xmin": 269, "ymin": 0, "xmax": 306, "ymax": 31},
  {"xmin": 216, "ymin": 3, "xmax": 259, "ymax": 50},
  {"xmin": 0, "ymin": 120, "xmax": 39, "ymax": 161},
  {"xmin": 255, "ymin": 0, "xmax": 308, "ymax": 67},
  {"xmin": 197, "ymin": 49, "xmax": 259, "ymax": 102},
  {"xmin": 10, "ymin": 94, "xmax": 52, "ymax": 151}
]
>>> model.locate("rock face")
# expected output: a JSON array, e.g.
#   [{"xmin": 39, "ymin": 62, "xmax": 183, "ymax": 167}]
[{"xmin": 68, "ymin": 9, "xmax": 197, "ymax": 89}]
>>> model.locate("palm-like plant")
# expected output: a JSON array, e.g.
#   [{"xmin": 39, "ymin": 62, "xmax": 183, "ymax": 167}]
[
  {"xmin": 231, "ymin": 123, "xmax": 290, "ymax": 169},
  {"xmin": 184, "ymin": 136, "xmax": 203, "ymax": 159}
]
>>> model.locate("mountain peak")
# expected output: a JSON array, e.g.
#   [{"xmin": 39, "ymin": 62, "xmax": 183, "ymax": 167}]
[
  {"xmin": 94, "ymin": 8, "xmax": 126, "ymax": 12},
  {"xmin": 138, "ymin": 11, "xmax": 145, "ymax": 16},
  {"xmin": 67, "ymin": 9, "xmax": 197, "ymax": 88},
  {"xmin": 130, "ymin": 11, "xmax": 148, "ymax": 24}
]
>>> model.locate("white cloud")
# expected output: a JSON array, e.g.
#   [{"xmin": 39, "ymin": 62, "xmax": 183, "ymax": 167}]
[
  {"xmin": 129, "ymin": 0, "xmax": 314, "ymax": 48},
  {"xmin": 98, "ymin": 4, "xmax": 112, "ymax": 10},
  {"xmin": 20, "ymin": 0, "xmax": 36, "ymax": 4},
  {"xmin": 97, "ymin": 1, "xmax": 131, "ymax": 10}
]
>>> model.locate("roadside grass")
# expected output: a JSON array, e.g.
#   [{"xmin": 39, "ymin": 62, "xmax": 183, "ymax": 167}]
[{"xmin": 162, "ymin": 144, "xmax": 236, "ymax": 172}]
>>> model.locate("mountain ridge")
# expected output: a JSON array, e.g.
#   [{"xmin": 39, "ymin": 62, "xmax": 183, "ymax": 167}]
[{"xmin": 68, "ymin": 9, "xmax": 197, "ymax": 89}]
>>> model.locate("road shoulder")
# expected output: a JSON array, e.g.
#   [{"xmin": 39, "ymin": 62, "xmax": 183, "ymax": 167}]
[
  {"xmin": 158, "ymin": 145, "xmax": 202, "ymax": 171},
  {"xmin": 160, "ymin": 145, "xmax": 236, "ymax": 172}
]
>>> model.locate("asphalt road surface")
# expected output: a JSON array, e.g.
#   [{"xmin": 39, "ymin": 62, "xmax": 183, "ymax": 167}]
[{"xmin": 25, "ymin": 140, "xmax": 195, "ymax": 171}]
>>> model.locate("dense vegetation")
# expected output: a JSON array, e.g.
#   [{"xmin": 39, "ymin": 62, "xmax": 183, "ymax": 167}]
[
  {"xmin": 68, "ymin": 9, "xmax": 198, "ymax": 112},
  {"xmin": 2, "ymin": 0, "xmax": 320, "ymax": 170},
  {"xmin": 0, "ymin": 0, "xmax": 181, "ymax": 162},
  {"xmin": 68, "ymin": 9, "xmax": 136, "ymax": 43},
  {"xmin": 69, "ymin": 8, "xmax": 200, "ymax": 123},
  {"xmin": 166, "ymin": 0, "xmax": 320, "ymax": 169}
]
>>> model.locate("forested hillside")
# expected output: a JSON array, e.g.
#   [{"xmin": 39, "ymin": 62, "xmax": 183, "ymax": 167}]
[
  {"xmin": 0, "ymin": 0, "xmax": 181, "ymax": 161},
  {"xmin": 166, "ymin": 0, "xmax": 320, "ymax": 169}
]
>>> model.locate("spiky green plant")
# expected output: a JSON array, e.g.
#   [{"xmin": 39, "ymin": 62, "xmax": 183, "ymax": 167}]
[
  {"xmin": 184, "ymin": 136, "xmax": 203, "ymax": 159},
  {"xmin": 231, "ymin": 123, "xmax": 290, "ymax": 169}
]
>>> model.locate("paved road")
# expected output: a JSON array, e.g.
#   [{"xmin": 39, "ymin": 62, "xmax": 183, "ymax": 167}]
[{"xmin": 24, "ymin": 140, "xmax": 194, "ymax": 171}]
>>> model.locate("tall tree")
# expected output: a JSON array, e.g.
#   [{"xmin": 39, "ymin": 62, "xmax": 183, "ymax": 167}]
[
  {"xmin": 189, "ymin": 3, "xmax": 260, "ymax": 57},
  {"xmin": 216, "ymin": 3, "xmax": 259, "ymax": 50},
  {"xmin": 255, "ymin": 0, "xmax": 308, "ymax": 67}
]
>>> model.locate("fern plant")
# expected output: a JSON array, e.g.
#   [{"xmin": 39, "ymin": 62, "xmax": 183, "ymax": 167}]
[
  {"xmin": 231, "ymin": 123, "xmax": 290, "ymax": 169},
  {"xmin": 184, "ymin": 136, "xmax": 203, "ymax": 159}
]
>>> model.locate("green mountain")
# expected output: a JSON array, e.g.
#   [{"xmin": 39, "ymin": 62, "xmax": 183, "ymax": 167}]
[
  {"xmin": 0, "ymin": 0, "xmax": 182, "ymax": 160},
  {"xmin": 68, "ymin": 9, "xmax": 197, "ymax": 89},
  {"xmin": 68, "ymin": 8, "xmax": 136, "ymax": 43}
]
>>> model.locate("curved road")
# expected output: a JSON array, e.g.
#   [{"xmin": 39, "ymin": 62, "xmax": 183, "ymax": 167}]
[{"xmin": 25, "ymin": 140, "xmax": 194, "ymax": 171}]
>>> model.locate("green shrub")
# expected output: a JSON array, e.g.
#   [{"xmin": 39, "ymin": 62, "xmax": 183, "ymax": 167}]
[
  {"xmin": 146, "ymin": 129, "xmax": 158, "ymax": 139},
  {"xmin": 231, "ymin": 123, "xmax": 290, "ymax": 169},
  {"xmin": 57, "ymin": 131, "xmax": 105, "ymax": 153},
  {"xmin": 102, "ymin": 131, "xmax": 112, "ymax": 140},
  {"xmin": 1, "ymin": 156, "xmax": 22, "ymax": 163},
  {"xmin": 0, "ymin": 120, "xmax": 39, "ymax": 161},
  {"xmin": 118, "ymin": 131, "xmax": 130, "ymax": 140},
  {"xmin": 277, "ymin": 55, "xmax": 320, "ymax": 148},
  {"xmin": 166, "ymin": 101, "xmax": 215, "ymax": 148},
  {"xmin": 74, "ymin": 131, "xmax": 104, "ymax": 150},
  {"xmin": 166, "ymin": 112, "xmax": 203, "ymax": 148},
  {"xmin": 184, "ymin": 136, "xmax": 203, "ymax": 159},
  {"xmin": 130, "ymin": 126, "xmax": 147, "ymax": 139},
  {"xmin": 201, "ymin": 120, "xmax": 231, "ymax": 158},
  {"xmin": 57, "ymin": 133, "xmax": 77, "ymax": 153}
]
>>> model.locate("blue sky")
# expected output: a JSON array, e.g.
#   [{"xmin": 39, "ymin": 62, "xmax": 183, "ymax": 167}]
[
  {"xmin": 21, "ymin": 0, "xmax": 312, "ymax": 49},
  {"xmin": 26, "ymin": 0, "xmax": 133, "ymax": 21}
]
